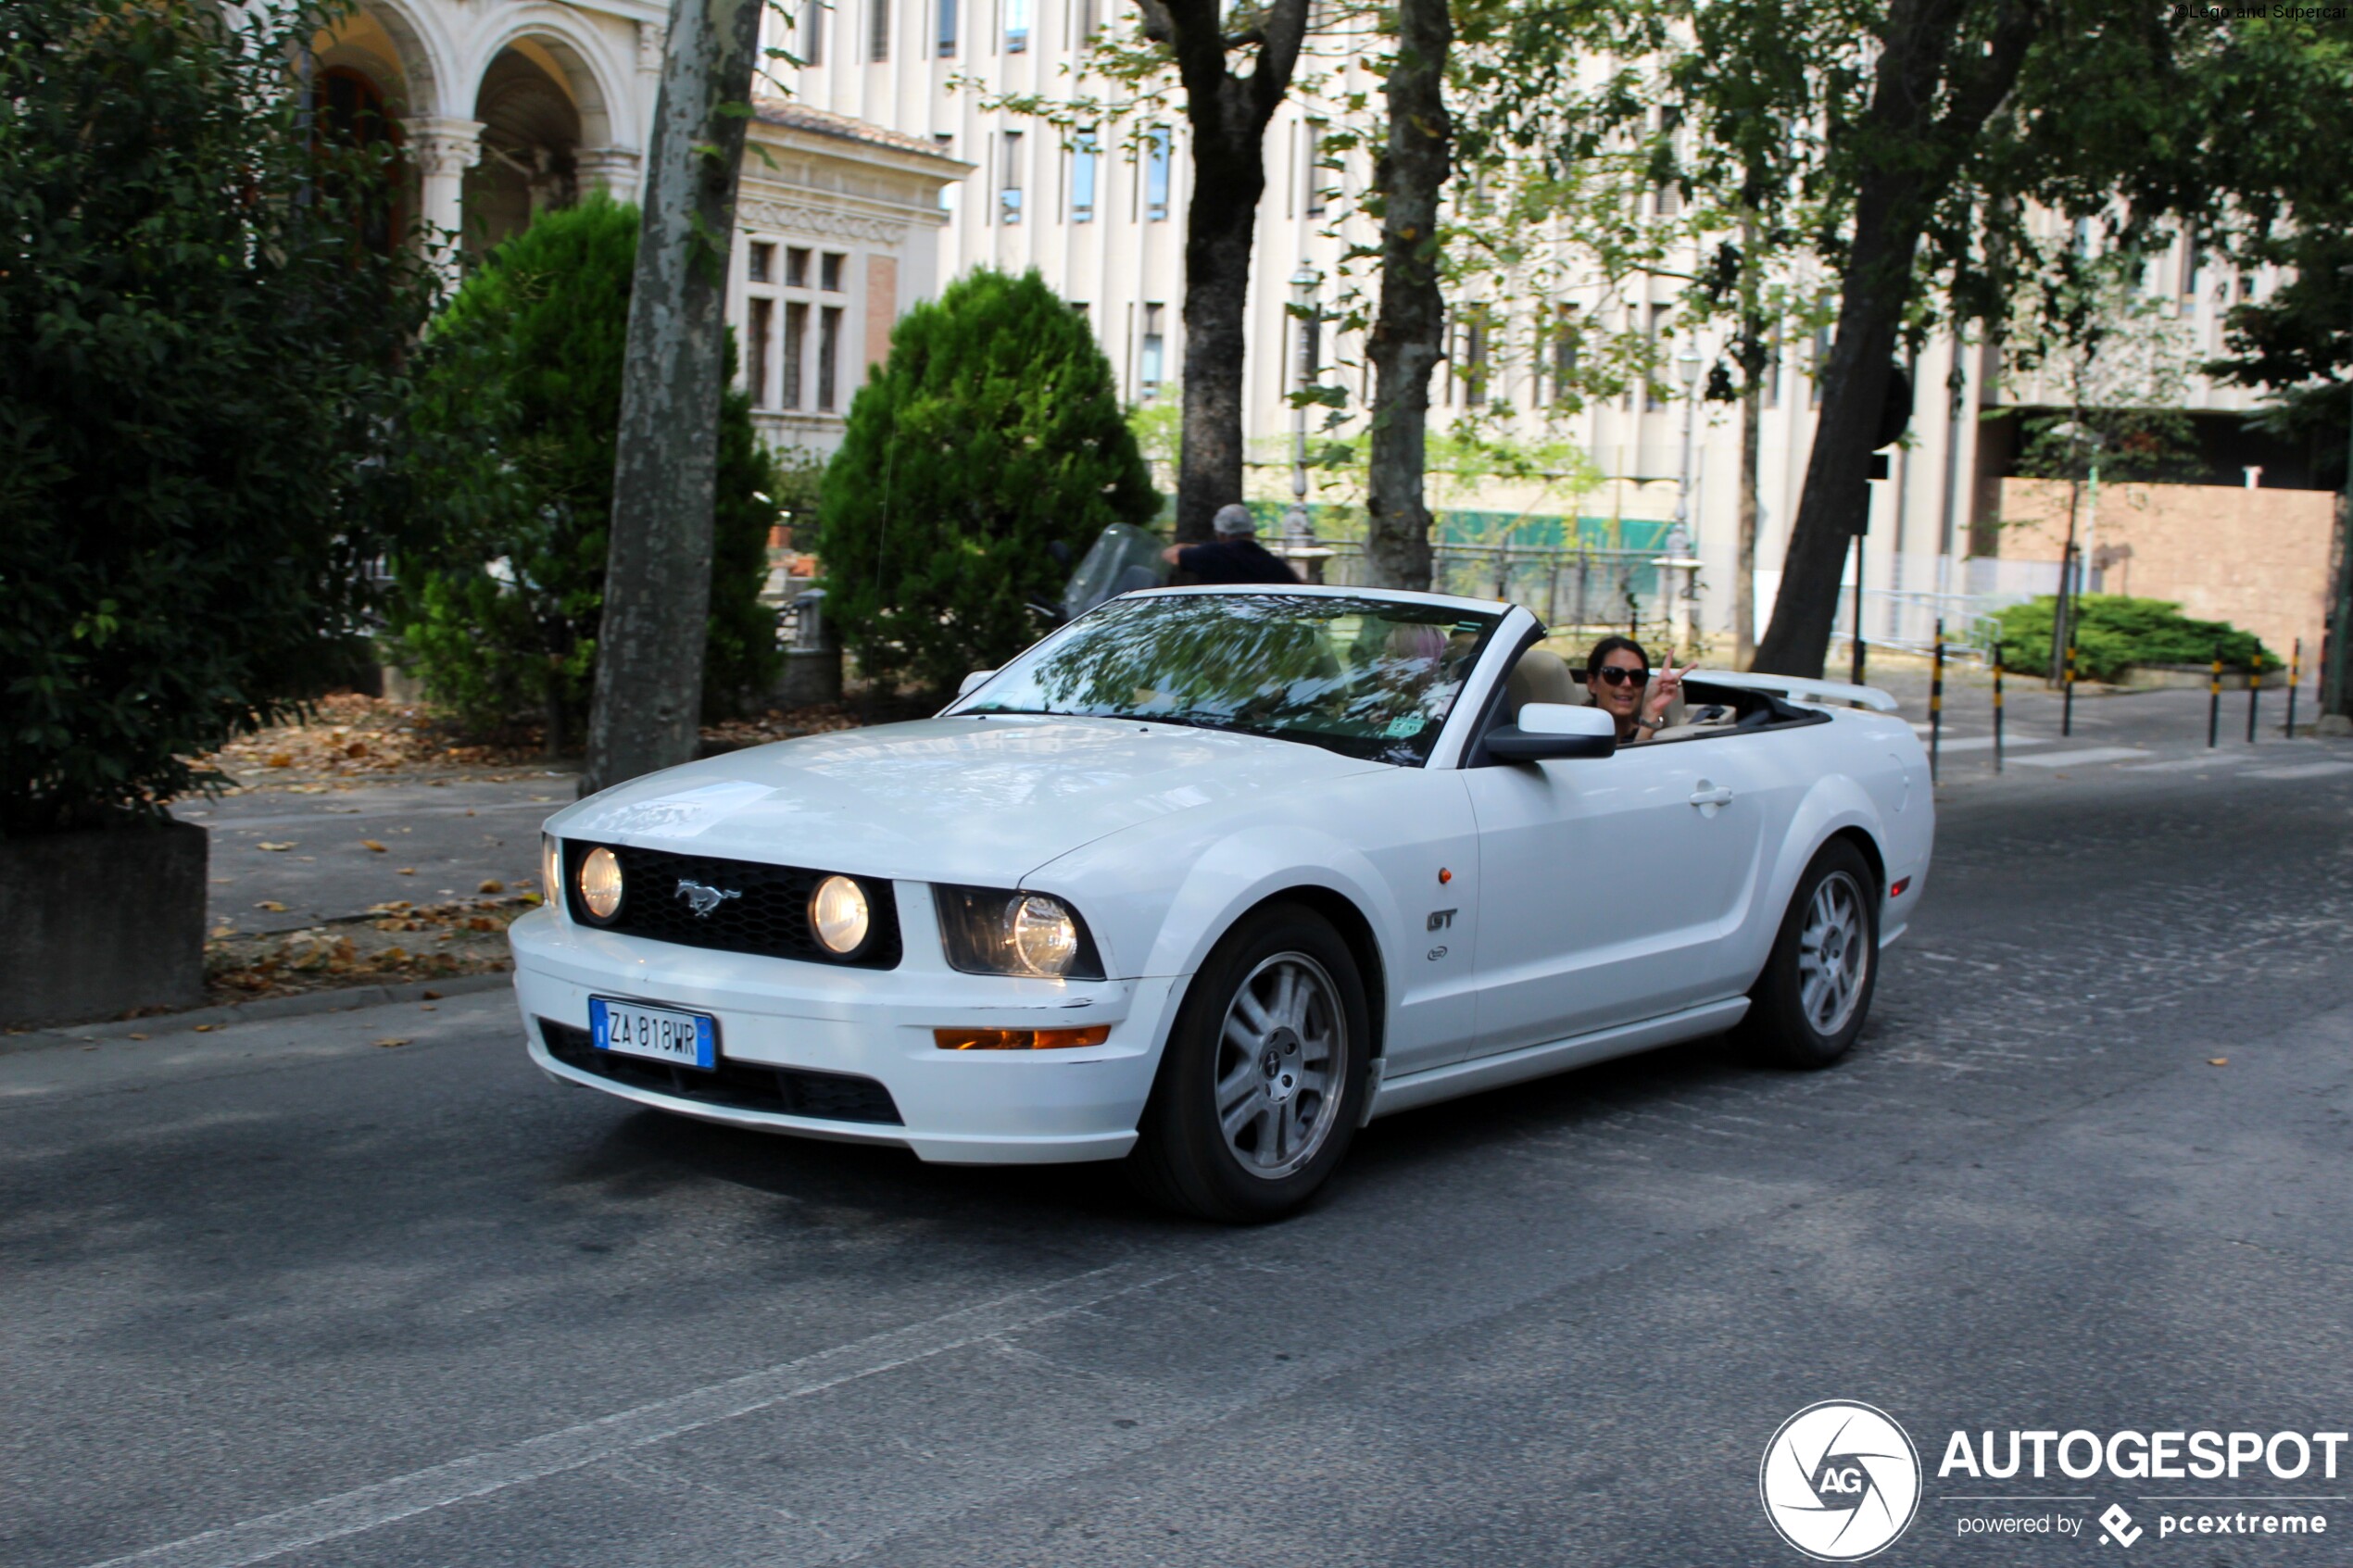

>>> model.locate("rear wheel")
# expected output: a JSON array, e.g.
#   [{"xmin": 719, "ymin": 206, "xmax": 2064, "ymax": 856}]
[
  {"xmin": 1740, "ymin": 840, "xmax": 1878, "ymax": 1069},
  {"xmin": 1130, "ymin": 903, "xmax": 1370, "ymax": 1223}
]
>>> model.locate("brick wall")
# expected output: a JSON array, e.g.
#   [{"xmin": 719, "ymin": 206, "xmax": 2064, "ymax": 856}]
[{"xmin": 1993, "ymin": 479, "xmax": 2335, "ymax": 663}]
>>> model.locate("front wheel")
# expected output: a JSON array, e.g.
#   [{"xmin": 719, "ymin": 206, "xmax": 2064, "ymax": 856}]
[
  {"xmin": 1129, "ymin": 903, "xmax": 1371, "ymax": 1223},
  {"xmin": 1739, "ymin": 840, "xmax": 1879, "ymax": 1069}
]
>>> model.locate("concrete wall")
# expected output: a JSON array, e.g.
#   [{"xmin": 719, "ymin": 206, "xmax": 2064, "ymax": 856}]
[
  {"xmin": 1, "ymin": 819, "xmax": 207, "ymax": 1028},
  {"xmin": 1993, "ymin": 479, "xmax": 2335, "ymax": 662}
]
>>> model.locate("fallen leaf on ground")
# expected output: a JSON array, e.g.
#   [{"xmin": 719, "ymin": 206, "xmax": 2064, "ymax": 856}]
[
  {"xmin": 256, "ymin": 841, "xmax": 296, "ymax": 852},
  {"xmin": 193, "ymin": 1024, "xmax": 214, "ymax": 1033},
  {"xmin": 396, "ymin": 867, "xmax": 415, "ymax": 875},
  {"xmin": 421, "ymin": 989, "xmax": 443, "ymax": 1000},
  {"xmin": 254, "ymin": 900, "xmax": 286, "ymax": 911},
  {"xmin": 266, "ymin": 752, "xmax": 293, "ymax": 769},
  {"xmin": 127, "ymin": 1033, "xmax": 147, "ymax": 1041},
  {"xmin": 361, "ymin": 839, "xmax": 388, "ymax": 853},
  {"xmin": 2208, "ymin": 1057, "xmax": 2229, "ymax": 1066},
  {"xmin": 372, "ymin": 1036, "xmax": 410, "ymax": 1048},
  {"xmin": 478, "ymin": 879, "xmax": 504, "ymax": 894}
]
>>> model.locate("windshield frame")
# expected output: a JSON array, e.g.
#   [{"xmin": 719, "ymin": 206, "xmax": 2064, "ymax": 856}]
[{"xmin": 946, "ymin": 587, "xmax": 1510, "ymax": 768}]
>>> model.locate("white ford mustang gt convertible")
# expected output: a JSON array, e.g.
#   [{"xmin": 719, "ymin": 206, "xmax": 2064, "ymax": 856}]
[{"xmin": 511, "ymin": 585, "xmax": 1931, "ymax": 1221}]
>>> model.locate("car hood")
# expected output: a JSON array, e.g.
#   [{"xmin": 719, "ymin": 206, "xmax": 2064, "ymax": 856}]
[{"xmin": 546, "ymin": 715, "xmax": 1390, "ymax": 884}]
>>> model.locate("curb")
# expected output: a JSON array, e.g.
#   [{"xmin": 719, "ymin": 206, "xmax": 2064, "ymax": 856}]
[{"xmin": 3, "ymin": 971, "xmax": 515, "ymax": 1056}]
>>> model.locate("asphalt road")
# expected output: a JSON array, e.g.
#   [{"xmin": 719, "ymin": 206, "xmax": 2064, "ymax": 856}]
[{"xmin": 6, "ymin": 727, "xmax": 2352, "ymax": 1567}]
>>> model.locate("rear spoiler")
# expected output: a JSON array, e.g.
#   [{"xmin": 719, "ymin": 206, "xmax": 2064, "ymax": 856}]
[{"xmin": 1681, "ymin": 669, "xmax": 1901, "ymax": 714}]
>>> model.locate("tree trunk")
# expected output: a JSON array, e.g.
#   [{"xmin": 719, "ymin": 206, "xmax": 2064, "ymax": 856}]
[
  {"xmin": 1736, "ymin": 377, "xmax": 1760, "ymax": 671},
  {"xmin": 1751, "ymin": 0, "xmax": 2036, "ymax": 676},
  {"xmin": 1175, "ymin": 138, "xmax": 1265, "ymax": 545},
  {"xmin": 579, "ymin": 0, "xmax": 763, "ymax": 796},
  {"xmin": 1734, "ymin": 213, "xmax": 1763, "ymax": 671},
  {"xmin": 1362, "ymin": 0, "xmax": 1450, "ymax": 592},
  {"xmin": 1143, "ymin": 0, "xmax": 1312, "ymax": 545}
]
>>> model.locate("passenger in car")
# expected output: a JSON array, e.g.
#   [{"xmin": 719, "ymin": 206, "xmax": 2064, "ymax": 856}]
[{"xmin": 1583, "ymin": 636, "xmax": 1693, "ymax": 745}]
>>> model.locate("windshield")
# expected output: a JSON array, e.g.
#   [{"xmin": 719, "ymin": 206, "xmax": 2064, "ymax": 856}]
[{"xmin": 958, "ymin": 591, "xmax": 1504, "ymax": 765}]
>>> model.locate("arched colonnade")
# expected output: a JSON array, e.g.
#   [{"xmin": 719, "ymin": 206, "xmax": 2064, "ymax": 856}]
[{"xmin": 308, "ymin": 0, "xmax": 659, "ymax": 269}]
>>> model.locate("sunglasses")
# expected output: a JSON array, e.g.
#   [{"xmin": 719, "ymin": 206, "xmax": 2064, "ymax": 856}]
[{"xmin": 1592, "ymin": 666, "xmax": 1651, "ymax": 687}]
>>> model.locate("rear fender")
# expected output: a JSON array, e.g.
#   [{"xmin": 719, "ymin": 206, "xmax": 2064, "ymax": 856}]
[{"xmin": 1740, "ymin": 774, "xmax": 1889, "ymax": 982}]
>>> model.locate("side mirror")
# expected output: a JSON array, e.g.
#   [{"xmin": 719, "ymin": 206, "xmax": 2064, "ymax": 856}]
[
  {"xmin": 958, "ymin": 670, "xmax": 997, "ymax": 698},
  {"xmin": 1485, "ymin": 701, "xmax": 1617, "ymax": 762}
]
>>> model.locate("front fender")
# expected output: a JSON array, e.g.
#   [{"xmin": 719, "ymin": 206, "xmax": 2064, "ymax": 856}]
[{"xmin": 1135, "ymin": 826, "xmax": 1402, "ymax": 983}]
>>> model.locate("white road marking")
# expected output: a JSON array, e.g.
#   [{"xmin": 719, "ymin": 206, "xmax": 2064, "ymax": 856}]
[
  {"xmin": 1927, "ymin": 734, "xmax": 2050, "ymax": 754},
  {"xmin": 2119, "ymin": 753, "xmax": 2254, "ymax": 772},
  {"xmin": 2004, "ymin": 746, "xmax": 2153, "ymax": 769},
  {"xmin": 77, "ymin": 1258, "xmax": 1195, "ymax": 1568},
  {"xmin": 2247, "ymin": 761, "xmax": 2353, "ymax": 781}
]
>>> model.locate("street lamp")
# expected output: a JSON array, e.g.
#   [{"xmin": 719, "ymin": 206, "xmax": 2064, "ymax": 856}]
[
  {"xmin": 1284, "ymin": 263, "xmax": 1326, "ymax": 575},
  {"xmin": 1658, "ymin": 345, "xmax": 1705, "ymax": 655}
]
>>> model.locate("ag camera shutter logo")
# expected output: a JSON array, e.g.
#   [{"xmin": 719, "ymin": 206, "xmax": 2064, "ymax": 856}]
[{"xmin": 1760, "ymin": 1400, "xmax": 1922, "ymax": 1561}]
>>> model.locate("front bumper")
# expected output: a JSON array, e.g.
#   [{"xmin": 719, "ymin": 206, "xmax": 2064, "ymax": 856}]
[{"xmin": 508, "ymin": 902, "xmax": 1178, "ymax": 1164}]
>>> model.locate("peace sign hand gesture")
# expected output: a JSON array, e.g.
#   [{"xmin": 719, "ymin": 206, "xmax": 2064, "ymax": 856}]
[{"xmin": 1642, "ymin": 659, "xmax": 1697, "ymax": 726}]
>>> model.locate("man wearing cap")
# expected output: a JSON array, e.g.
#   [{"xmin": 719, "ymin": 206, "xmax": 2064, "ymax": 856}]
[{"xmin": 1159, "ymin": 503, "xmax": 1302, "ymax": 585}]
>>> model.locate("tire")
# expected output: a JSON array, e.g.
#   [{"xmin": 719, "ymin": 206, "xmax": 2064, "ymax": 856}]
[
  {"xmin": 1739, "ymin": 839, "xmax": 1880, "ymax": 1070},
  {"xmin": 1129, "ymin": 903, "xmax": 1372, "ymax": 1223}
]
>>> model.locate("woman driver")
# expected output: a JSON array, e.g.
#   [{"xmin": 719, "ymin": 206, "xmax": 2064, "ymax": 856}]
[{"xmin": 1584, "ymin": 635, "xmax": 1694, "ymax": 745}]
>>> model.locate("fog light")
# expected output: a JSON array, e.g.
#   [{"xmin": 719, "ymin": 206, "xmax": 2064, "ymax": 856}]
[
  {"xmin": 579, "ymin": 846, "xmax": 623, "ymax": 921},
  {"xmin": 810, "ymin": 874, "xmax": 871, "ymax": 955},
  {"xmin": 934, "ymin": 1025, "xmax": 1112, "ymax": 1051},
  {"xmin": 1008, "ymin": 894, "xmax": 1079, "ymax": 975}
]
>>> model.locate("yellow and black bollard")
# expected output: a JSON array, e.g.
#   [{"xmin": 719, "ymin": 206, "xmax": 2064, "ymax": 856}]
[
  {"xmin": 2286, "ymin": 638, "xmax": 2302, "ymax": 737},
  {"xmin": 1930, "ymin": 619, "xmax": 1944, "ymax": 784},
  {"xmin": 2247, "ymin": 653, "xmax": 2261, "ymax": 743},
  {"xmin": 2062, "ymin": 644, "xmax": 2078, "ymax": 736},
  {"xmin": 1994, "ymin": 639, "xmax": 2007, "ymax": 772},
  {"xmin": 2208, "ymin": 644, "xmax": 2223, "ymax": 748}
]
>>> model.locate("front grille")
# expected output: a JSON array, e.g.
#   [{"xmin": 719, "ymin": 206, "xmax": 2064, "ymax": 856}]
[
  {"xmin": 563, "ymin": 843, "xmax": 900, "ymax": 969},
  {"xmin": 539, "ymin": 1019, "xmax": 903, "ymax": 1125}
]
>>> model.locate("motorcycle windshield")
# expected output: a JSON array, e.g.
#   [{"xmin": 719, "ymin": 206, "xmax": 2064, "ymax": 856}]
[{"xmin": 1061, "ymin": 522, "xmax": 1171, "ymax": 621}]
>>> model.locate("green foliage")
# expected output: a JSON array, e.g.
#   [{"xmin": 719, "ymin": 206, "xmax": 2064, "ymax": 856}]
[
  {"xmin": 384, "ymin": 197, "xmax": 780, "ymax": 745},
  {"xmin": 815, "ymin": 269, "xmax": 1158, "ymax": 696},
  {"xmin": 1989, "ymin": 596, "xmax": 2275, "ymax": 684},
  {"xmin": 0, "ymin": 0, "xmax": 433, "ymax": 834}
]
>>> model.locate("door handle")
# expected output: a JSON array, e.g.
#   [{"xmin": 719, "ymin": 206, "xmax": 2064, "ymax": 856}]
[{"xmin": 1688, "ymin": 784, "xmax": 1735, "ymax": 808}]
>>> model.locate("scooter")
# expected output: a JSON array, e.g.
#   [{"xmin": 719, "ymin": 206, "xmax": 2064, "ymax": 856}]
[{"xmin": 1031, "ymin": 521, "xmax": 1171, "ymax": 627}]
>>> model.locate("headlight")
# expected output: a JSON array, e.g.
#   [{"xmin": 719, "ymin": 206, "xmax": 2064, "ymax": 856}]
[
  {"xmin": 935, "ymin": 885, "xmax": 1105, "ymax": 979},
  {"xmin": 541, "ymin": 834, "xmax": 561, "ymax": 913},
  {"xmin": 1009, "ymin": 895, "xmax": 1078, "ymax": 974},
  {"xmin": 578, "ymin": 846, "xmax": 623, "ymax": 922},
  {"xmin": 809, "ymin": 874, "xmax": 872, "ymax": 956}
]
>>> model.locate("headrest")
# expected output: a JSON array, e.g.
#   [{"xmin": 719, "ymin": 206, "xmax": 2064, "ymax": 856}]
[{"xmin": 1503, "ymin": 648, "xmax": 1579, "ymax": 722}]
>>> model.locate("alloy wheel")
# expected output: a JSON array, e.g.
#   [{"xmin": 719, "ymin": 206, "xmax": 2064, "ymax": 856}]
[{"xmin": 1212, "ymin": 951, "xmax": 1347, "ymax": 1180}]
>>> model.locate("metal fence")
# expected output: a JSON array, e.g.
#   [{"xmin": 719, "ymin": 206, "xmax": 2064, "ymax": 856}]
[{"xmin": 1316, "ymin": 542, "xmax": 1681, "ymax": 632}]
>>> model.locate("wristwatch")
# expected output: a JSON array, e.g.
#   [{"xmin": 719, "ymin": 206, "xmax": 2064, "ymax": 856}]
[{"xmin": 1639, "ymin": 714, "xmax": 1667, "ymax": 732}]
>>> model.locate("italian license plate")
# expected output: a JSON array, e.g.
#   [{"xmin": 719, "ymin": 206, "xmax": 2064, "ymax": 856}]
[{"xmin": 589, "ymin": 997, "xmax": 717, "ymax": 1071}]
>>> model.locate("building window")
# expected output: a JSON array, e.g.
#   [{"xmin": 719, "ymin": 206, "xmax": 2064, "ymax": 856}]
[
  {"xmin": 783, "ymin": 302, "xmax": 808, "ymax": 408},
  {"xmin": 1551, "ymin": 305, "xmax": 1580, "ymax": 406},
  {"xmin": 937, "ymin": 0, "xmax": 956, "ymax": 56},
  {"xmin": 1005, "ymin": 0, "xmax": 1028, "ymax": 51},
  {"xmin": 1140, "ymin": 302, "xmax": 1165, "ymax": 394},
  {"xmin": 1145, "ymin": 126, "xmax": 1171, "ymax": 221},
  {"xmin": 1000, "ymin": 131, "xmax": 1024, "ymax": 223},
  {"xmin": 786, "ymin": 245, "xmax": 810, "ymax": 288},
  {"xmin": 818, "ymin": 306, "xmax": 842, "ymax": 410},
  {"xmin": 803, "ymin": 2, "xmax": 824, "ymax": 65},
  {"xmin": 1463, "ymin": 309, "xmax": 1490, "ymax": 408},
  {"xmin": 821, "ymin": 251, "xmax": 844, "ymax": 291},
  {"xmin": 1303, "ymin": 122, "xmax": 1327, "ymax": 218},
  {"xmin": 1646, "ymin": 304, "xmax": 1671, "ymax": 411},
  {"xmin": 1071, "ymin": 127, "xmax": 1097, "ymax": 222},
  {"xmin": 869, "ymin": 0, "xmax": 888, "ymax": 61},
  {"xmin": 748, "ymin": 297, "xmax": 774, "ymax": 406},
  {"xmin": 749, "ymin": 242, "xmax": 774, "ymax": 283}
]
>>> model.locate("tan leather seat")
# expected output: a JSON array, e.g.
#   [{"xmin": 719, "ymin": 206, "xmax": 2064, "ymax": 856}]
[{"xmin": 1502, "ymin": 648, "xmax": 1578, "ymax": 723}]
